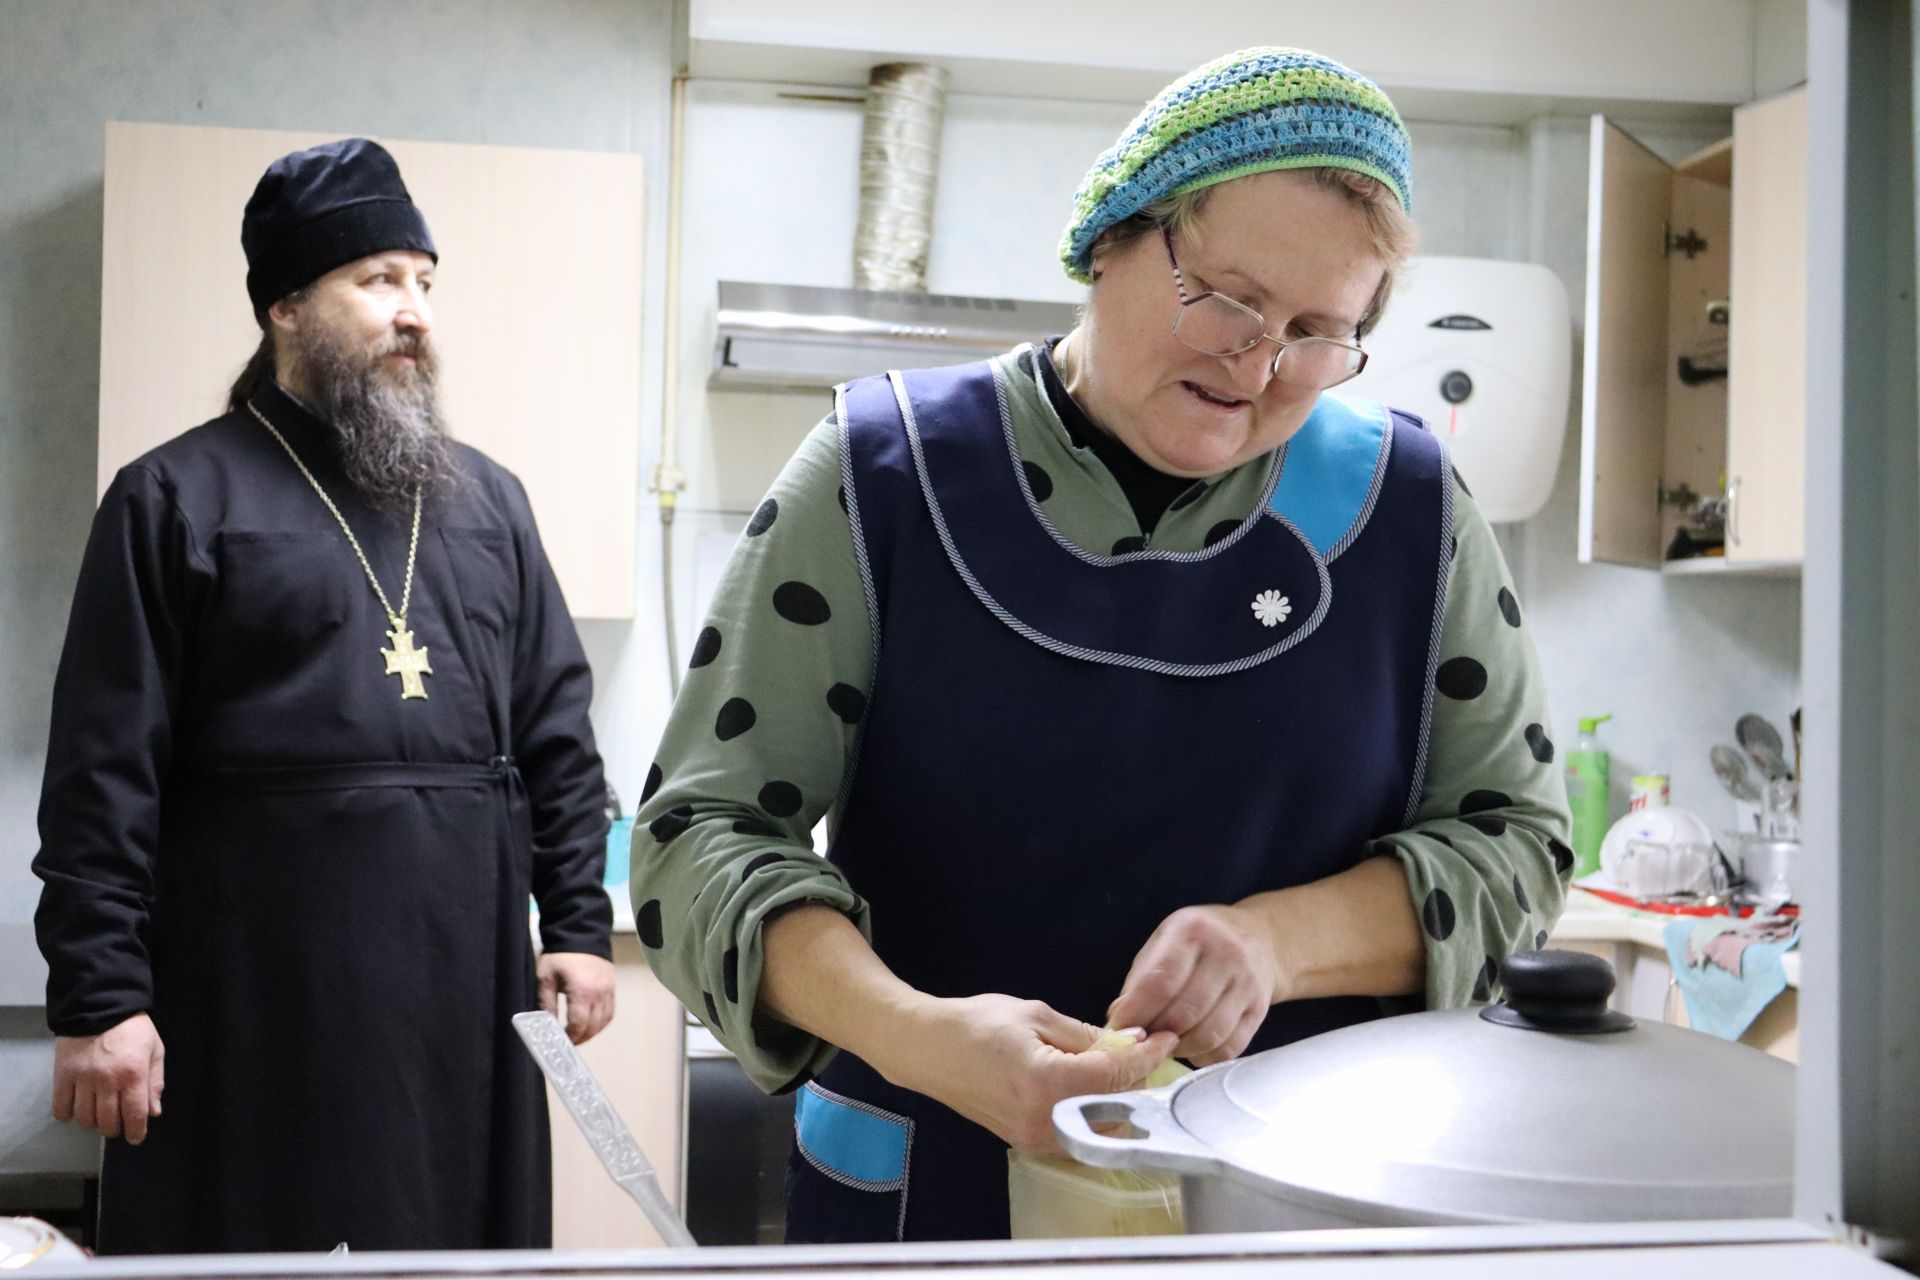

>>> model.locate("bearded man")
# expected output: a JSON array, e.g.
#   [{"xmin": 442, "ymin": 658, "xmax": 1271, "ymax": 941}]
[{"xmin": 31, "ymin": 138, "xmax": 615, "ymax": 1255}]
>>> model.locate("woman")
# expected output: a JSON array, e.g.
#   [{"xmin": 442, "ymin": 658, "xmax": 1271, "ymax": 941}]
[{"xmin": 635, "ymin": 47, "xmax": 1572, "ymax": 1243}]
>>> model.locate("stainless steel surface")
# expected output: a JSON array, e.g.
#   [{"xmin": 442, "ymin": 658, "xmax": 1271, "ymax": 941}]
[
  {"xmin": 511, "ymin": 1012, "xmax": 696, "ymax": 1249},
  {"xmin": 1735, "ymin": 714, "xmax": 1793, "ymax": 780},
  {"xmin": 709, "ymin": 281, "xmax": 1080, "ymax": 391},
  {"xmin": 1058, "ymin": 973, "xmax": 1794, "ymax": 1231},
  {"xmin": 852, "ymin": 63, "xmax": 946, "ymax": 291},
  {"xmin": 1711, "ymin": 743, "xmax": 1764, "ymax": 802},
  {"xmin": 22, "ymin": 1219, "xmax": 1883, "ymax": 1280}
]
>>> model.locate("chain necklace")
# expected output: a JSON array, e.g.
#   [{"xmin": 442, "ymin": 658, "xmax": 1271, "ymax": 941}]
[{"xmin": 246, "ymin": 400, "xmax": 433, "ymax": 701}]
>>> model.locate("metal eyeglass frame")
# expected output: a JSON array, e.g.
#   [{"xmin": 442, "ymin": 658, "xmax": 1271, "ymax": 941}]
[{"xmin": 1162, "ymin": 228, "xmax": 1369, "ymax": 389}]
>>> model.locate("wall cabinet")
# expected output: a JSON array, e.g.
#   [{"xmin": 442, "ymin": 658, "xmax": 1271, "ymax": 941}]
[
  {"xmin": 97, "ymin": 122, "xmax": 644, "ymax": 618},
  {"xmin": 1578, "ymin": 89, "xmax": 1807, "ymax": 574}
]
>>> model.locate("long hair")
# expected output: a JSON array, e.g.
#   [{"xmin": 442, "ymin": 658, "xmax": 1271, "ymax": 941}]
[
  {"xmin": 226, "ymin": 286, "xmax": 311, "ymax": 413},
  {"xmin": 226, "ymin": 329, "xmax": 278, "ymax": 414}
]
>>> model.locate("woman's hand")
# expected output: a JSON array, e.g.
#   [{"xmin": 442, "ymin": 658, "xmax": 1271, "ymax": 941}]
[
  {"xmin": 1107, "ymin": 904, "xmax": 1280, "ymax": 1066},
  {"xmin": 885, "ymin": 995, "xmax": 1178, "ymax": 1153}
]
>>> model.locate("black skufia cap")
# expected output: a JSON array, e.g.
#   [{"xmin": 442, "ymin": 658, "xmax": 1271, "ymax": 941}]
[{"xmin": 241, "ymin": 137, "xmax": 437, "ymax": 325}]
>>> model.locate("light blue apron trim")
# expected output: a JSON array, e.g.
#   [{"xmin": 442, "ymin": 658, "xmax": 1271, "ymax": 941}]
[
  {"xmin": 1268, "ymin": 394, "xmax": 1393, "ymax": 558},
  {"xmin": 794, "ymin": 1084, "xmax": 910, "ymax": 1190}
]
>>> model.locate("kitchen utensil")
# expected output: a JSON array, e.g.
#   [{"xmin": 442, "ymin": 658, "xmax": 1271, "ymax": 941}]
[
  {"xmin": 1594, "ymin": 804, "xmax": 1717, "ymax": 893},
  {"xmin": 1055, "ymin": 951, "xmax": 1793, "ymax": 1233},
  {"xmin": 1737, "ymin": 838, "xmax": 1801, "ymax": 912},
  {"xmin": 512, "ymin": 1011, "xmax": 697, "ymax": 1247},
  {"xmin": 1736, "ymin": 714, "xmax": 1793, "ymax": 781},
  {"xmin": 1710, "ymin": 744, "xmax": 1764, "ymax": 803}
]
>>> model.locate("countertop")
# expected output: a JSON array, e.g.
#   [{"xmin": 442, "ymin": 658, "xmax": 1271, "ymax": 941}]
[
  {"xmin": 24, "ymin": 1220, "xmax": 1910, "ymax": 1278},
  {"xmin": 1551, "ymin": 888, "xmax": 1801, "ymax": 988}
]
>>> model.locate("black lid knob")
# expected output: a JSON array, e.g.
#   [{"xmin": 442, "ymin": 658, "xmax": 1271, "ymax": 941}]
[
  {"xmin": 1440, "ymin": 369, "xmax": 1474, "ymax": 404},
  {"xmin": 1479, "ymin": 950, "xmax": 1635, "ymax": 1034}
]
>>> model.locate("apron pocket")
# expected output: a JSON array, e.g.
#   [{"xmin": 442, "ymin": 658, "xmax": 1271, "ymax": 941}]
[{"xmin": 786, "ymin": 1083, "xmax": 913, "ymax": 1243}]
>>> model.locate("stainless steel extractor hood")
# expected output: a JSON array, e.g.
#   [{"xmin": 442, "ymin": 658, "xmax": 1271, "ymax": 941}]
[{"xmin": 710, "ymin": 280, "xmax": 1081, "ymax": 391}]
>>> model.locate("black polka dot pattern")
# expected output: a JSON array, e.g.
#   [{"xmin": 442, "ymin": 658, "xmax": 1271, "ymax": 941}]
[
  {"xmin": 723, "ymin": 947, "xmax": 740, "ymax": 1002},
  {"xmin": 1497, "ymin": 587, "xmax": 1523, "ymax": 628},
  {"xmin": 1204, "ymin": 519, "xmax": 1239, "ymax": 548},
  {"xmin": 1022, "ymin": 460, "xmax": 1053, "ymax": 502},
  {"xmin": 715, "ymin": 697, "xmax": 758, "ymax": 741},
  {"xmin": 636, "ymin": 899, "xmax": 663, "ymax": 948},
  {"xmin": 1436, "ymin": 657, "xmax": 1488, "ymax": 700},
  {"xmin": 746, "ymin": 498, "xmax": 779, "ymax": 537},
  {"xmin": 1421, "ymin": 887, "xmax": 1456, "ymax": 940},
  {"xmin": 837, "ymin": 485, "xmax": 849, "ymax": 514},
  {"xmin": 1448, "ymin": 536, "xmax": 1458, "ymax": 563},
  {"xmin": 703, "ymin": 992, "xmax": 721, "ymax": 1029},
  {"xmin": 689, "ymin": 626, "xmax": 722, "ymax": 669},
  {"xmin": 759, "ymin": 781, "xmax": 803, "ymax": 818},
  {"xmin": 1463, "ymin": 813, "xmax": 1508, "ymax": 837},
  {"xmin": 741, "ymin": 851, "xmax": 785, "ymax": 881},
  {"xmin": 1513, "ymin": 874, "xmax": 1531, "ymax": 913},
  {"xmin": 1111, "ymin": 535, "xmax": 1147, "ymax": 555},
  {"xmin": 734, "ymin": 819, "xmax": 783, "ymax": 840},
  {"xmin": 1462, "ymin": 789, "xmax": 1513, "ymax": 814},
  {"xmin": 1547, "ymin": 838, "xmax": 1575, "ymax": 876},
  {"xmin": 650, "ymin": 805, "xmax": 694, "ymax": 843},
  {"xmin": 773, "ymin": 582, "xmax": 831, "ymax": 625},
  {"xmin": 641, "ymin": 762, "xmax": 662, "ymax": 804},
  {"xmin": 1429, "ymin": 834, "xmax": 1456, "ymax": 850},
  {"xmin": 1535, "ymin": 929, "xmax": 1549, "ymax": 950},
  {"xmin": 1525, "ymin": 723, "xmax": 1555, "ymax": 763},
  {"xmin": 1170, "ymin": 483, "xmax": 1207, "ymax": 511},
  {"xmin": 1471, "ymin": 955, "xmax": 1499, "ymax": 1002},
  {"xmin": 827, "ymin": 683, "xmax": 867, "ymax": 725}
]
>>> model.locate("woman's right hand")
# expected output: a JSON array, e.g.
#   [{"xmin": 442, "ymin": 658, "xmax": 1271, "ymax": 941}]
[{"xmin": 881, "ymin": 994, "xmax": 1177, "ymax": 1152}]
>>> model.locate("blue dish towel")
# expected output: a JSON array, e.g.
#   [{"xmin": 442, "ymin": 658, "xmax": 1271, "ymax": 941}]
[{"xmin": 1662, "ymin": 917, "xmax": 1799, "ymax": 1041}]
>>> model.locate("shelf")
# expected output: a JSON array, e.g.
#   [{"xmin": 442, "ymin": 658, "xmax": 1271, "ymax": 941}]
[{"xmin": 1660, "ymin": 556, "xmax": 1801, "ymax": 577}]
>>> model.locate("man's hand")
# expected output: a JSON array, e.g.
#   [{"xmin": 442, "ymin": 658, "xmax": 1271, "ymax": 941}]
[
  {"xmin": 1107, "ymin": 904, "xmax": 1280, "ymax": 1066},
  {"xmin": 52, "ymin": 1013, "xmax": 165, "ymax": 1143},
  {"xmin": 537, "ymin": 952, "xmax": 616, "ymax": 1044},
  {"xmin": 887, "ymin": 994, "xmax": 1177, "ymax": 1153}
]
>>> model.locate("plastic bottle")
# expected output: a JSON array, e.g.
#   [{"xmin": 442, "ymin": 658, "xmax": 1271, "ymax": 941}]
[{"xmin": 1565, "ymin": 715, "xmax": 1612, "ymax": 880}]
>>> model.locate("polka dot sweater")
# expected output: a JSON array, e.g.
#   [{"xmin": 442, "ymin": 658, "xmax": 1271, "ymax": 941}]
[{"xmin": 633, "ymin": 347, "xmax": 1573, "ymax": 1092}]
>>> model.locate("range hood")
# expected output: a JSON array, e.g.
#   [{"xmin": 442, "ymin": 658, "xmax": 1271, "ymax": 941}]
[{"xmin": 710, "ymin": 280, "xmax": 1081, "ymax": 391}]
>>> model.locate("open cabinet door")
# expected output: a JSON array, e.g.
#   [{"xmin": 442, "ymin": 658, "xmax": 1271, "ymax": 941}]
[
  {"xmin": 1579, "ymin": 116, "xmax": 1672, "ymax": 566},
  {"xmin": 1726, "ymin": 89, "xmax": 1808, "ymax": 564}
]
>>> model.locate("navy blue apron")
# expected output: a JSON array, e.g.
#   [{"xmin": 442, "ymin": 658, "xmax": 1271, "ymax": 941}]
[{"xmin": 787, "ymin": 356, "xmax": 1451, "ymax": 1242}]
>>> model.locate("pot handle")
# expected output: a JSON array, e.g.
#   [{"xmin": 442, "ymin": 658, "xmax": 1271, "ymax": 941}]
[{"xmin": 1051, "ymin": 1080, "xmax": 1226, "ymax": 1177}]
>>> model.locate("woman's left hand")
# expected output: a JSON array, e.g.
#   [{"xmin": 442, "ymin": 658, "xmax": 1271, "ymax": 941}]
[{"xmin": 1106, "ymin": 904, "xmax": 1280, "ymax": 1066}]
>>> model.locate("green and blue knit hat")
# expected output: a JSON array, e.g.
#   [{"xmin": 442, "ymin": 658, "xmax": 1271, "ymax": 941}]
[{"xmin": 1059, "ymin": 48, "xmax": 1412, "ymax": 283}]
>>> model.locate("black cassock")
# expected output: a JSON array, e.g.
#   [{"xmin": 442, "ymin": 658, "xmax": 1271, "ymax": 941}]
[{"xmin": 33, "ymin": 383, "xmax": 611, "ymax": 1254}]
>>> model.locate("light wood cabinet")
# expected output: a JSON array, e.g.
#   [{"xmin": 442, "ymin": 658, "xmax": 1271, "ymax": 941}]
[
  {"xmin": 98, "ymin": 122, "xmax": 644, "ymax": 618},
  {"xmin": 1577, "ymin": 89, "xmax": 1807, "ymax": 575}
]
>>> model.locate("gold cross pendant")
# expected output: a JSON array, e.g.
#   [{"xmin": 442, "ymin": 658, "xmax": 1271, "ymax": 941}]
[{"xmin": 381, "ymin": 620, "xmax": 433, "ymax": 700}]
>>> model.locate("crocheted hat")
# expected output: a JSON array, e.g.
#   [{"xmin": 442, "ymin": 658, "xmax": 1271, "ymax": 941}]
[{"xmin": 1059, "ymin": 48, "xmax": 1411, "ymax": 283}]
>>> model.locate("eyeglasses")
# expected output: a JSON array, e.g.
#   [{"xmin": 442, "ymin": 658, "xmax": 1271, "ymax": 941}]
[{"xmin": 1163, "ymin": 229, "xmax": 1369, "ymax": 390}]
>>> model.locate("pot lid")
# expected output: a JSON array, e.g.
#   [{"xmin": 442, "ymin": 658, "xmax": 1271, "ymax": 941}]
[{"xmin": 1170, "ymin": 951, "xmax": 1794, "ymax": 1223}]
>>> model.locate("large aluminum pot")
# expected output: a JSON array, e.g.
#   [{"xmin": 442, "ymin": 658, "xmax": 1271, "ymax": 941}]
[{"xmin": 1055, "ymin": 950, "xmax": 1793, "ymax": 1232}]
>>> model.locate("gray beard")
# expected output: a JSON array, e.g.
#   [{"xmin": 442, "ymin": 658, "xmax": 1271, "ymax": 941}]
[{"xmin": 287, "ymin": 320, "xmax": 454, "ymax": 508}]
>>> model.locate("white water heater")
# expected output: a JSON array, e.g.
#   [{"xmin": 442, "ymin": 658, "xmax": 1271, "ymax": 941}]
[{"xmin": 1343, "ymin": 257, "xmax": 1571, "ymax": 523}]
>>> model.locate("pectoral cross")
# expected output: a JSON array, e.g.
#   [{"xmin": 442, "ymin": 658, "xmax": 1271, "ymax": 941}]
[{"xmin": 382, "ymin": 622, "xmax": 433, "ymax": 700}]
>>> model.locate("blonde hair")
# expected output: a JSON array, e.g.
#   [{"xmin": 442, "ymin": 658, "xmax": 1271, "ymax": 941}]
[{"xmin": 1087, "ymin": 169, "xmax": 1419, "ymax": 338}]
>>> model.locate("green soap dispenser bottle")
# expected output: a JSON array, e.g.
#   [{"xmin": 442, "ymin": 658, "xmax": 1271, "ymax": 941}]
[{"xmin": 1566, "ymin": 715, "xmax": 1612, "ymax": 880}]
